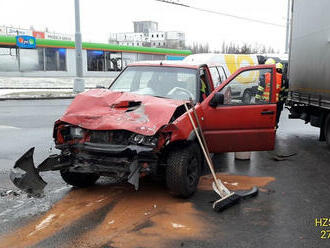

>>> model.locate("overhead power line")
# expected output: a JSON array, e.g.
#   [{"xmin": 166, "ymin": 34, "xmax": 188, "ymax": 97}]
[{"xmin": 155, "ymin": 0, "xmax": 285, "ymax": 28}]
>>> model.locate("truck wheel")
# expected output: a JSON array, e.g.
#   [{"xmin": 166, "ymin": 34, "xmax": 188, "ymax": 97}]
[
  {"xmin": 60, "ymin": 170, "xmax": 100, "ymax": 188},
  {"xmin": 242, "ymin": 90, "xmax": 252, "ymax": 104},
  {"xmin": 166, "ymin": 143, "xmax": 201, "ymax": 198},
  {"xmin": 325, "ymin": 114, "xmax": 330, "ymax": 147}
]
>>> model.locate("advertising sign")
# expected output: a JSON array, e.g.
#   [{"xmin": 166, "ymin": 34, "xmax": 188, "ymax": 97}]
[
  {"xmin": 45, "ymin": 32, "xmax": 73, "ymax": 41},
  {"xmin": 16, "ymin": 35, "xmax": 36, "ymax": 49},
  {"xmin": 7, "ymin": 27, "xmax": 32, "ymax": 36},
  {"xmin": 33, "ymin": 31, "xmax": 45, "ymax": 39}
]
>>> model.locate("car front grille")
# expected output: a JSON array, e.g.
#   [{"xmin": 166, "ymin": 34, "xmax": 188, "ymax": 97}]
[{"xmin": 89, "ymin": 130, "xmax": 132, "ymax": 145}]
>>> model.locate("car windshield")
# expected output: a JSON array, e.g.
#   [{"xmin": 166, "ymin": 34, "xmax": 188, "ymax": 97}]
[{"xmin": 109, "ymin": 66, "xmax": 198, "ymax": 101}]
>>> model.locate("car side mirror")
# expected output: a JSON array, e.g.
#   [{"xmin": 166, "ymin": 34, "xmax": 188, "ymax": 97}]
[{"xmin": 209, "ymin": 92, "xmax": 224, "ymax": 107}]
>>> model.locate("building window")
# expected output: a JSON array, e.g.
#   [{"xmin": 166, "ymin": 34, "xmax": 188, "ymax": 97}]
[
  {"xmin": 45, "ymin": 48, "xmax": 66, "ymax": 71},
  {"xmin": 122, "ymin": 52, "xmax": 137, "ymax": 68},
  {"xmin": 0, "ymin": 47, "xmax": 19, "ymax": 72},
  {"xmin": 20, "ymin": 48, "xmax": 44, "ymax": 72},
  {"xmin": 152, "ymin": 54, "xmax": 166, "ymax": 60},
  {"xmin": 156, "ymin": 34, "xmax": 159, "ymax": 38},
  {"xmin": 105, "ymin": 51, "xmax": 122, "ymax": 71},
  {"xmin": 87, "ymin": 50, "xmax": 122, "ymax": 71},
  {"xmin": 161, "ymin": 34, "xmax": 164, "ymax": 38},
  {"xmin": 151, "ymin": 34, "xmax": 154, "ymax": 38},
  {"xmin": 137, "ymin": 53, "xmax": 153, "ymax": 61},
  {"xmin": 87, "ymin": 50, "xmax": 105, "ymax": 71}
]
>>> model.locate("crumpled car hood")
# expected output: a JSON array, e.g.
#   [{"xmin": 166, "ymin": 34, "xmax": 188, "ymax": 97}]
[{"xmin": 60, "ymin": 89, "xmax": 184, "ymax": 136}]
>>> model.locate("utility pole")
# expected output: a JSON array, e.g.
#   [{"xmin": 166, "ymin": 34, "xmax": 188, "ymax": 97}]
[
  {"xmin": 285, "ymin": 0, "xmax": 292, "ymax": 54},
  {"xmin": 73, "ymin": 0, "xmax": 84, "ymax": 93}
]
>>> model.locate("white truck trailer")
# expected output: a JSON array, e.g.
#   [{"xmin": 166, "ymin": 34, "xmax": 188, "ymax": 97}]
[{"xmin": 287, "ymin": 0, "xmax": 330, "ymax": 146}]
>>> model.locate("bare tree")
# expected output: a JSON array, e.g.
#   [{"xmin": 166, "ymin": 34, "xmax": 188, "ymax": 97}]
[
  {"xmin": 184, "ymin": 42, "xmax": 210, "ymax": 54},
  {"xmin": 220, "ymin": 41, "xmax": 277, "ymax": 54}
]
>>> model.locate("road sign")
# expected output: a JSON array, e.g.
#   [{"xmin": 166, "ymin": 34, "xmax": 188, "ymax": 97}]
[{"xmin": 16, "ymin": 35, "xmax": 36, "ymax": 49}]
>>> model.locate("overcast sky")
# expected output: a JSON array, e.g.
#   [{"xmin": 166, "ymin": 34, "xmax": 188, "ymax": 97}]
[{"xmin": 0, "ymin": 0, "xmax": 289, "ymax": 52}]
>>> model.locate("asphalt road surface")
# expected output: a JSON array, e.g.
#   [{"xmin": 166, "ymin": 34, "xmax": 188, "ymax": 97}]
[{"xmin": 0, "ymin": 99, "xmax": 330, "ymax": 248}]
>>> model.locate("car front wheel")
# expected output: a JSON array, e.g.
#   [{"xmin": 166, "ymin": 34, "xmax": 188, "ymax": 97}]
[{"xmin": 166, "ymin": 143, "xmax": 201, "ymax": 198}]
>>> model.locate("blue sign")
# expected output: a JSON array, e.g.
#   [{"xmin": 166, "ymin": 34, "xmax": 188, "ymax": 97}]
[
  {"xmin": 167, "ymin": 55, "xmax": 185, "ymax": 61},
  {"xmin": 16, "ymin": 35, "xmax": 36, "ymax": 49}
]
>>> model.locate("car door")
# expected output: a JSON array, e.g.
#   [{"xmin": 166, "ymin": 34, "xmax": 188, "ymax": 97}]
[{"xmin": 200, "ymin": 65, "xmax": 277, "ymax": 153}]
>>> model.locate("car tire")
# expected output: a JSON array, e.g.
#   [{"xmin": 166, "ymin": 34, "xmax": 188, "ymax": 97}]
[
  {"xmin": 325, "ymin": 114, "xmax": 330, "ymax": 147},
  {"xmin": 166, "ymin": 142, "xmax": 201, "ymax": 198},
  {"xmin": 60, "ymin": 170, "xmax": 100, "ymax": 188},
  {"xmin": 242, "ymin": 90, "xmax": 252, "ymax": 104}
]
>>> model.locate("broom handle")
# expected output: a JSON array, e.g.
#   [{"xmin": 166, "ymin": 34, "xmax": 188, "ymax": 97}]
[
  {"xmin": 183, "ymin": 103, "xmax": 222, "ymax": 190},
  {"xmin": 191, "ymin": 104, "xmax": 212, "ymax": 162}
]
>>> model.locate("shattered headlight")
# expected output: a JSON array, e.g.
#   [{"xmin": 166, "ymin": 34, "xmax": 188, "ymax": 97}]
[
  {"xmin": 130, "ymin": 134, "xmax": 158, "ymax": 147},
  {"xmin": 70, "ymin": 127, "xmax": 84, "ymax": 139}
]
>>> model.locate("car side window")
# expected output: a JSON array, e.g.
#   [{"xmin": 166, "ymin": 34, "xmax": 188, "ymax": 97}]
[
  {"xmin": 217, "ymin": 66, "xmax": 227, "ymax": 84},
  {"xmin": 209, "ymin": 67, "xmax": 221, "ymax": 88},
  {"xmin": 219, "ymin": 68, "xmax": 273, "ymax": 105}
]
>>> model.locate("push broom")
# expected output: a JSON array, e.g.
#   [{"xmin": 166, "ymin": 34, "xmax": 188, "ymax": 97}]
[{"xmin": 183, "ymin": 102, "xmax": 258, "ymax": 212}]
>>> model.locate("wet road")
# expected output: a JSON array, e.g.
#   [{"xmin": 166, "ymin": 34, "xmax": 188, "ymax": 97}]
[{"xmin": 0, "ymin": 99, "xmax": 330, "ymax": 248}]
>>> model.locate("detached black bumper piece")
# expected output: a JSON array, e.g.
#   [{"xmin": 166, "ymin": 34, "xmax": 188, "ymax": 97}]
[
  {"xmin": 10, "ymin": 147, "xmax": 71, "ymax": 197},
  {"xmin": 10, "ymin": 147, "xmax": 47, "ymax": 197}
]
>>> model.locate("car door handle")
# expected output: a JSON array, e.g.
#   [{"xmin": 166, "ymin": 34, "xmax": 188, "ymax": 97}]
[{"xmin": 261, "ymin": 110, "xmax": 274, "ymax": 115}]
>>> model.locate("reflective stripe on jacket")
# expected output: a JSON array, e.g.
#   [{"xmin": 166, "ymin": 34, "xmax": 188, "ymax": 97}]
[
  {"xmin": 262, "ymin": 72, "xmax": 271, "ymax": 100},
  {"xmin": 275, "ymin": 72, "xmax": 282, "ymax": 102}
]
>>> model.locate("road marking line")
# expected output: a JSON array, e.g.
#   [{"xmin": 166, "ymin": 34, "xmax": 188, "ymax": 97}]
[{"xmin": 0, "ymin": 125, "xmax": 20, "ymax": 129}]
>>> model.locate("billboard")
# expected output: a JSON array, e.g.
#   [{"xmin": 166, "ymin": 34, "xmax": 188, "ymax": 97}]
[
  {"xmin": 45, "ymin": 32, "xmax": 73, "ymax": 41},
  {"xmin": 16, "ymin": 35, "xmax": 36, "ymax": 49},
  {"xmin": 33, "ymin": 31, "xmax": 45, "ymax": 39},
  {"xmin": 6, "ymin": 27, "xmax": 33, "ymax": 36}
]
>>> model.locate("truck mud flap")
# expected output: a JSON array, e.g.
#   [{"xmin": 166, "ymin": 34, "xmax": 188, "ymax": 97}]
[{"xmin": 10, "ymin": 147, "xmax": 47, "ymax": 197}]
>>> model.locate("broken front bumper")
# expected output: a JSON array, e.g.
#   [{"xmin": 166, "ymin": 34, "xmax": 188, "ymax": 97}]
[{"xmin": 10, "ymin": 143, "xmax": 156, "ymax": 196}]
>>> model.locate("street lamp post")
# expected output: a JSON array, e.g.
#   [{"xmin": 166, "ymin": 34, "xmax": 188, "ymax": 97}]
[{"xmin": 73, "ymin": 0, "xmax": 84, "ymax": 93}]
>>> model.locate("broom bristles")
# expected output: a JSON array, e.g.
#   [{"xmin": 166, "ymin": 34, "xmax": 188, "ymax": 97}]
[{"xmin": 213, "ymin": 193, "xmax": 241, "ymax": 212}]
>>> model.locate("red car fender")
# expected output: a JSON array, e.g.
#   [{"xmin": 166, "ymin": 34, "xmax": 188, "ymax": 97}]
[{"xmin": 165, "ymin": 103, "xmax": 205, "ymax": 143}]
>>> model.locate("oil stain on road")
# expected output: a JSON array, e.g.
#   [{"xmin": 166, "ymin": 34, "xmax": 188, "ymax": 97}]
[{"xmin": 0, "ymin": 173, "xmax": 275, "ymax": 248}]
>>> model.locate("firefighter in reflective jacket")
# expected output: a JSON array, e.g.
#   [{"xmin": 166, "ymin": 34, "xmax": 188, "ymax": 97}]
[{"xmin": 255, "ymin": 58, "xmax": 275, "ymax": 102}]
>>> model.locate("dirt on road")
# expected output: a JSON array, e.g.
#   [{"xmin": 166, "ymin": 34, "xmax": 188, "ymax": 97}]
[
  {"xmin": 198, "ymin": 173, "xmax": 275, "ymax": 191},
  {"xmin": 0, "ymin": 173, "xmax": 275, "ymax": 248}
]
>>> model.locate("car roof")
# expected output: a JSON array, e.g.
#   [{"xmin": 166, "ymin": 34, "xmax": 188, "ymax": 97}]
[{"xmin": 128, "ymin": 60, "xmax": 204, "ymax": 69}]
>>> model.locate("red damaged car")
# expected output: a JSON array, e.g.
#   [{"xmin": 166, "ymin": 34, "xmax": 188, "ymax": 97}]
[{"xmin": 10, "ymin": 61, "xmax": 278, "ymax": 197}]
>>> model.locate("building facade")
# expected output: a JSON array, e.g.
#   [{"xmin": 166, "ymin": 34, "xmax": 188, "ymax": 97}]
[
  {"xmin": 0, "ymin": 35, "xmax": 191, "ymax": 78},
  {"xmin": 109, "ymin": 21, "xmax": 185, "ymax": 49}
]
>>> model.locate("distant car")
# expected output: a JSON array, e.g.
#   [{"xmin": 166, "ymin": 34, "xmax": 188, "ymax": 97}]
[{"xmin": 11, "ymin": 61, "xmax": 279, "ymax": 198}]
